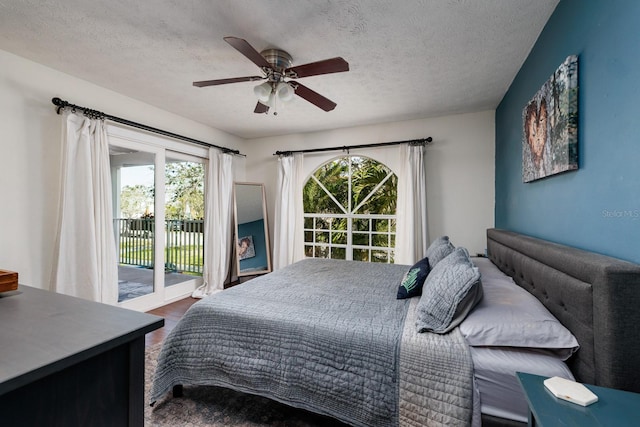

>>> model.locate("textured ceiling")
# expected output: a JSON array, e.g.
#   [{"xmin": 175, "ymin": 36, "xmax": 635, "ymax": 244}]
[{"xmin": 0, "ymin": 0, "xmax": 559, "ymax": 139}]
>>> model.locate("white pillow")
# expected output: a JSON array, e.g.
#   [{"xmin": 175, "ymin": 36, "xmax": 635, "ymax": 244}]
[{"xmin": 460, "ymin": 257, "xmax": 579, "ymax": 360}]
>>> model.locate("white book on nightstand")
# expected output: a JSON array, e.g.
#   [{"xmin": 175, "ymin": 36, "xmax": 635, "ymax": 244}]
[{"xmin": 543, "ymin": 376, "xmax": 599, "ymax": 406}]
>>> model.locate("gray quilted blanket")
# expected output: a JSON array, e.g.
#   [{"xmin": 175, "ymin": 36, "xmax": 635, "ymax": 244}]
[
  {"xmin": 151, "ymin": 258, "xmax": 474, "ymax": 426},
  {"xmin": 399, "ymin": 298, "xmax": 476, "ymax": 426}
]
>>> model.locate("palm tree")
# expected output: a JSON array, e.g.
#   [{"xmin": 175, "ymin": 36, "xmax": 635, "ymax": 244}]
[
  {"xmin": 351, "ymin": 157, "xmax": 397, "ymax": 215},
  {"xmin": 303, "ymin": 157, "xmax": 349, "ymax": 214}
]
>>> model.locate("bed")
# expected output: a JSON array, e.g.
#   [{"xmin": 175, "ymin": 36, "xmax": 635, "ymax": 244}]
[
  {"xmin": 150, "ymin": 228, "xmax": 640, "ymax": 426},
  {"xmin": 480, "ymin": 228, "xmax": 640, "ymax": 426}
]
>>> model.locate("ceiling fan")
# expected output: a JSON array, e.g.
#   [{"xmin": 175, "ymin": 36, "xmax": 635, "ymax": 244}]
[{"xmin": 193, "ymin": 37, "xmax": 349, "ymax": 115}]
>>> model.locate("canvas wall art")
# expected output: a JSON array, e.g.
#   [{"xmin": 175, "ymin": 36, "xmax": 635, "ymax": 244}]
[
  {"xmin": 238, "ymin": 235, "xmax": 255, "ymax": 260},
  {"xmin": 522, "ymin": 55, "xmax": 578, "ymax": 182}
]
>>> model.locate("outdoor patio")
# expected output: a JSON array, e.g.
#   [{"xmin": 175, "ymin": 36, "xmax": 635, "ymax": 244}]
[
  {"xmin": 114, "ymin": 218, "xmax": 204, "ymax": 302},
  {"xmin": 118, "ymin": 265, "xmax": 196, "ymax": 302}
]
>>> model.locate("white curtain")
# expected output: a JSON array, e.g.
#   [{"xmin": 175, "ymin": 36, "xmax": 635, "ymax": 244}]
[
  {"xmin": 52, "ymin": 112, "xmax": 118, "ymax": 304},
  {"xmin": 395, "ymin": 143, "xmax": 429, "ymax": 265},
  {"xmin": 273, "ymin": 153, "xmax": 305, "ymax": 270},
  {"xmin": 192, "ymin": 149, "xmax": 234, "ymax": 298}
]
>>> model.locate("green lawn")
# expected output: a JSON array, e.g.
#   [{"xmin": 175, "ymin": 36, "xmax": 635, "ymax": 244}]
[{"xmin": 119, "ymin": 239, "xmax": 203, "ymax": 275}]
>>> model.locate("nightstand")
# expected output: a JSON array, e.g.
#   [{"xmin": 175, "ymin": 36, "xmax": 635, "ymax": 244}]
[{"xmin": 516, "ymin": 372, "xmax": 640, "ymax": 427}]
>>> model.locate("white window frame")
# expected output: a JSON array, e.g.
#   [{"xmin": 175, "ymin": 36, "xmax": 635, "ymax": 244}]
[{"xmin": 303, "ymin": 155, "xmax": 397, "ymax": 263}]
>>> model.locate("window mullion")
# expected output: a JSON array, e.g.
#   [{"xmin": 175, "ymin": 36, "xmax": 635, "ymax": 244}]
[
  {"xmin": 346, "ymin": 216, "xmax": 353, "ymax": 261},
  {"xmin": 368, "ymin": 218, "xmax": 373, "ymax": 262},
  {"xmin": 352, "ymin": 171, "xmax": 393, "ymax": 213},
  {"xmin": 313, "ymin": 217, "xmax": 317, "ymax": 257},
  {"xmin": 347, "ymin": 157, "xmax": 353, "ymax": 261},
  {"xmin": 347, "ymin": 157, "xmax": 352, "ymax": 214},
  {"xmin": 388, "ymin": 219, "xmax": 392, "ymax": 263},
  {"xmin": 312, "ymin": 175, "xmax": 348, "ymax": 214},
  {"xmin": 328, "ymin": 219, "xmax": 333, "ymax": 259}
]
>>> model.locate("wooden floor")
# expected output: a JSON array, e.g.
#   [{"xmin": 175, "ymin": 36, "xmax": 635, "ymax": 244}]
[{"xmin": 145, "ymin": 297, "xmax": 198, "ymax": 347}]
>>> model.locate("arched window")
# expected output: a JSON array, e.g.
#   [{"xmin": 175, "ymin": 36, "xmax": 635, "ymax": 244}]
[{"xmin": 303, "ymin": 155, "xmax": 397, "ymax": 263}]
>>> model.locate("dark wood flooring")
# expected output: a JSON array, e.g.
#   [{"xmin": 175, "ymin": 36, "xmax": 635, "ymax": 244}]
[{"xmin": 145, "ymin": 297, "xmax": 198, "ymax": 348}]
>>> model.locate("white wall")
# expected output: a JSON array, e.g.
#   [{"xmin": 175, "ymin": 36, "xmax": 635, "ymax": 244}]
[
  {"xmin": 0, "ymin": 49, "xmax": 245, "ymax": 289},
  {"xmin": 245, "ymin": 110, "xmax": 495, "ymax": 258}
]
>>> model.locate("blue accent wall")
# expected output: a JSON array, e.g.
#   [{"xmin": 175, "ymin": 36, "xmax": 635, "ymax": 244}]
[
  {"xmin": 238, "ymin": 219, "xmax": 268, "ymax": 271},
  {"xmin": 495, "ymin": 0, "xmax": 640, "ymax": 263}
]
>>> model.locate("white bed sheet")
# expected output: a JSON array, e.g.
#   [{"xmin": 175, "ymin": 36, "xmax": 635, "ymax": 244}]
[{"xmin": 470, "ymin": 346, "xmax": 574, "ymax": 422}]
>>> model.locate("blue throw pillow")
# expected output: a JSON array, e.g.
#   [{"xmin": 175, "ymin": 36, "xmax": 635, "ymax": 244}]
[{"xmin": 397, "ymin": 257, "xmax": 431, "ymax": 299}]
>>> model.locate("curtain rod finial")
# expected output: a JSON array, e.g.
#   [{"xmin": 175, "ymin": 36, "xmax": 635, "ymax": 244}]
[
  {"xmin": 52, "ymin": 97, "xmax": 67, "ymax": 114},
  {"xmin": 274, "ymin": 151, "xmax": 293, "ymax": 157}
]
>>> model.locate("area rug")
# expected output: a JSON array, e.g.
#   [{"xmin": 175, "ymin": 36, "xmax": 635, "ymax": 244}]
[{"xmin": 145, "ymin": 343, "xmax": 349, "ymax": 426}]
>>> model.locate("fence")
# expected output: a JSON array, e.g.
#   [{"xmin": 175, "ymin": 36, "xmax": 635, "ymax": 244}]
[{"xmin": 114, "ymin": 218, "xmax": 204, "ymax": 275}]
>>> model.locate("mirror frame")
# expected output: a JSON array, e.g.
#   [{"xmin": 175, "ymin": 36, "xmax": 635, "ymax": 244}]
[{"xmin": 233, "ymin": 182, "xmax": 272, "ymax": 277}]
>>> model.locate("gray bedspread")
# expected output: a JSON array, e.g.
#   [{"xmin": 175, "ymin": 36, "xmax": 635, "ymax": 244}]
[
  {"xmin": 151, "ymin": 258, "xmax": 411, "ymax": 427},
  {"xmin": 399, "ymin": 298, "xmax": 475, "ymax": 426},
  {"xmin": 151, "ymin": 258, "xmax": 475, "ymax": 426}
]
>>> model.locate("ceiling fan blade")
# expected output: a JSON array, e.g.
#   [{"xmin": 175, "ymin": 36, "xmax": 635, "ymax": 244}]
[
  {"xmin": 224, "ymin": 36, "xmax": 272, "ymax": 70},
  {"xmin": 293, "ymin": 82, "xmax": 337, "ymax": 111},
  {"xmin": 285, "ymin": 57, "xmax": 349, "ymax": 79},
  {"xmin": 254, "ymin": 102, "xmax": 269, "ymax": 114},
  {"xmin": 193, "ymin": 76, "xmax": 264, "ymax": 87}
]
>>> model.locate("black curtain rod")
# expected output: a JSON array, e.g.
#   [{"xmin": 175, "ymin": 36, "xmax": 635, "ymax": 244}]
[
  {"xmin": 51, "ymin": 97, "xmax": 243, "ymax": 156},
  {"xmin": 273, "ymin": 137, "xmax": 433, "ymax": 156}
]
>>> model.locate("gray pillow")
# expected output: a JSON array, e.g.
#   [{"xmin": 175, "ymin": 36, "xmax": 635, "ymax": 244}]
[
  {"xmin": 415, "ymin": 247, "xmax": 483, "ymax": 334},
  {"xmin": 459, "ymin": 257, "xmax": 579, "ymax": 360},
  {"xmin": 425, "ymin": 235, "xmax": 455, "ymax": 267}
]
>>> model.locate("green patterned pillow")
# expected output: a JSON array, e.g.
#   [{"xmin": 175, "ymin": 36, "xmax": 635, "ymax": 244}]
[{"xmin": 397, "ymin": 257, "xmax": 431, "ymax": 299}]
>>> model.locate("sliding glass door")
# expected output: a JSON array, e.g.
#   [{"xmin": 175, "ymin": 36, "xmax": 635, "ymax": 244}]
[
  {"xmin": 112, "ymin": 147, "xmax": 158, "ymax": 305},
  {"xmin": 108, "ymin": 128, "xmax": 205, "ymax": 311},
  {"xmin": 163, "ymin": 152, "xmax": 205, "ymax": 301}
]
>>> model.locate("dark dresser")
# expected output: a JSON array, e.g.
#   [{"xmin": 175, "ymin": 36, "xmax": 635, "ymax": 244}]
[{"xmin": 0, "ymin": 285, "xmax": 163, "ymax": 426}]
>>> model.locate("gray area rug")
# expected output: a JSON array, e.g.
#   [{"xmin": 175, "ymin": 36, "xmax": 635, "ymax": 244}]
[{"xmin": 145, "ymin": 343, "xmax": 349, "ymax": 426}]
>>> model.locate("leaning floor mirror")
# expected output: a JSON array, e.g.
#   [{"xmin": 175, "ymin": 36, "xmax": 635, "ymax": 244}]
[{"xmin": 233, "ymin": 182, "xmax": 272, "ymax": 277}]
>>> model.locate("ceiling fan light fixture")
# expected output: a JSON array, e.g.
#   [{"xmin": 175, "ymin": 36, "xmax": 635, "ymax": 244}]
[
  {"xmin": 253, "ymin": 82, "xmax": 272, "ymax": 102},
  {"xmin": 276, "ymin": 82, "xmax": 294, "ymax": 102}
]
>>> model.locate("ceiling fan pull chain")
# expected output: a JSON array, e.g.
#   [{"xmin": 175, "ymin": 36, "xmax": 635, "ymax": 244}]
[{"xmin": 272, "ymin": 91, "xmax": 278, "ymax": 116}]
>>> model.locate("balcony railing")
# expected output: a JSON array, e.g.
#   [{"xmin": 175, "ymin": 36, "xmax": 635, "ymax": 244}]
[
  {"xmin": 113, "ymin": 218, "xmax": 204, "ymax": 275},
  {"xmin": 303, "ymin": 213, "xmax": 396, "ymax": 263}
]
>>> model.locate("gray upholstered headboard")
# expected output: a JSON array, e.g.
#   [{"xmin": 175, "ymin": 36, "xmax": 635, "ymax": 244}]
[{"xmin": 486, "ymin": 228, "xmax": 640, "ymax": 393}]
